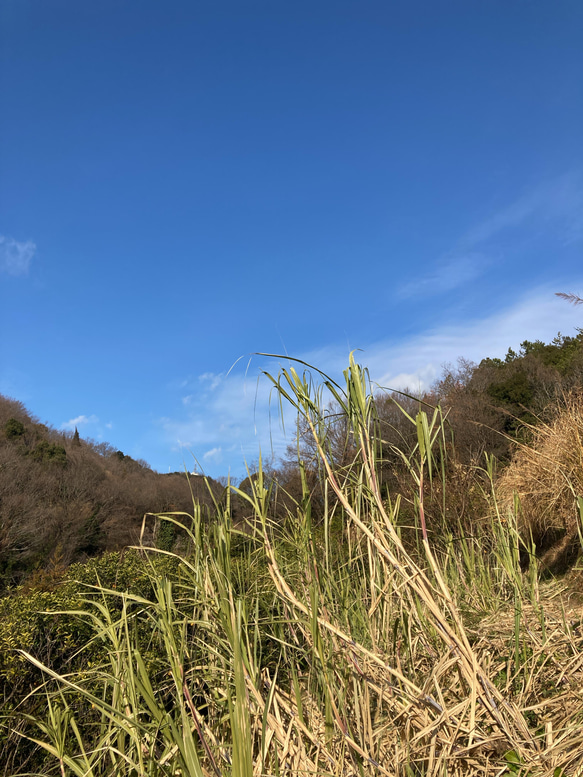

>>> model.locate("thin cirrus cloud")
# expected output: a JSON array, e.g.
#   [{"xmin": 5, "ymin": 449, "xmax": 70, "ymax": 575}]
[
  {"xmin": 398, "ymin": 253, "xmax": 488, "ymax": 299},
  {"xmin": 199, "ymin": 372, "xmax": 224, "ymax": 391},
  {"xmin": 160, "ymin": 362, "xmax": 289, "ymax": 473},
  {"xmin": 157, "ymin": 286, "xmax": 583, "ymax": 477},
  {"xmin": 180, "ymin": 373, "xmax": 224, "ymax": 406},
  {"xmin": 304, "ymin": 286, "xmax": 583, "ymax": 393},
  {"xmin": 0, "ymin": 234, "xmax": 36, "ymax": 276},
  {"xmin": 462, "ymin": 172, "xmax": 583, "ymax": 248},
  {"xmin": 203, "ymin": 447, "xmax": 223, "ymax": 464},
  {"xmin": 399, "ymin": 172, "xmax": 583, "ymax": 299}
]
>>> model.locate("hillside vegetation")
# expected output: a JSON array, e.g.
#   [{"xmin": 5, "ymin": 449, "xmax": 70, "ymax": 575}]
[
  {"xmin": 0, "ymin": 397, "xmax": 224, "ymax": 591},
  {"xmin": 1, "ymin": 332, "xmax": 583, "ymax": 775},
  {"xmin": 263, "ymin": 330, "xmax": 583, "ymax": 573}
]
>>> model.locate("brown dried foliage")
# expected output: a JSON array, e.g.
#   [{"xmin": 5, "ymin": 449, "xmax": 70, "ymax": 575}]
[
  {"xmin": 496, "ymin": 390, "xmax": 583, "ymax": 572},
  {"xmin": 0, "ymin": 394, "xmax": 223, "ymax": 589}
]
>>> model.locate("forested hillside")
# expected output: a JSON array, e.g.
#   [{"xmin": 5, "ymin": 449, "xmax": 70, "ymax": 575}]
[{"xmin": 0, "ymin": 397, "xmax": 224, "ymax": 591}]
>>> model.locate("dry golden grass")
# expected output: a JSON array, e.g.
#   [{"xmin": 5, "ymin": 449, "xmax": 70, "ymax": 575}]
[
  {"xmin": 496, "ymin": 390, "xmax": 583, "ymax": 572},
  {"xmin": 468, "ymin": 578, "xmax": 583, "ymax": 776}
]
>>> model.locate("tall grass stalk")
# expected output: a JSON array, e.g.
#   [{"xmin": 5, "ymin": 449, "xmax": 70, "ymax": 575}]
[{"xmin": 262, "ymin": 356, "xmax": 534, "ymax": 738}]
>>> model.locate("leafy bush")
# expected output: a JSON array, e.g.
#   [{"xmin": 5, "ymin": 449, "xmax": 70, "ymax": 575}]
[
  {"xmin": 0, "ymin": 549, "xmax": 182, "ymax": 773},
  {"xmin": 4, "ymin": 417, "xmax": 25, "ymax": 440},
  {"xmin": 29, "ymin": 440, "xmax": 68, "ymax": 466}
]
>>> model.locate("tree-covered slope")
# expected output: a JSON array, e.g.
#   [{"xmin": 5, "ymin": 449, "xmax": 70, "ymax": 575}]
[{"xmin": 0, "ymin": 395, "xmax": 223, "ymax": 590}]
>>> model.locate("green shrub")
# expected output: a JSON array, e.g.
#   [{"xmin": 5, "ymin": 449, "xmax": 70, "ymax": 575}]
[
  {"xmin": 29, "ymin": 439, "xmax": 68, "ymax": 466},
  {"xmin": 156, "ymin": 517, "xmax": 176, "ymax": 551},
  {"xmin": 4, "ymin": 417, "xmax": 25, "ymax": 440},
  {"xmin": 0, "ymin": 549, "xmax": 183, "ymax": 773}
]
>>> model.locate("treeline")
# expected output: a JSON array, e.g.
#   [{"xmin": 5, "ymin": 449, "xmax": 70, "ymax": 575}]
[
  {"xmin": 435, "ymin": 332, "xmax": 583, "ymax": 459},
  {"xmin": 0, "ymin": 398, "xmax": 224, "ymax": 591}
]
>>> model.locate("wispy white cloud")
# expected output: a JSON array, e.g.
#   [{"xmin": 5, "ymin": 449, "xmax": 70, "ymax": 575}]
[
  {"xmin": 399, "ymin": 172, "xmax": 583, "ymax": 299},
  {"xmin": 399, "ymin": 253, "xmax": 488, "ymax": 299},
  {"xmin": 462, "ymin": 172, "xmax": 583, "ymax": 247},
  {"xmin": 305, "ymin": 286, "xmax": 583, "ymax": 393},
  {"xmin": 178, "ymin": 374, "xmax": 225, "ymax": 407},
  {"xmin": 157, "ymin": 286, "xmax": 583, "ymax": 477},
  {"xmin": 60, "ymin": 414, "xmax": 99, "ymax": 431},
  {"xmin": 0, "ymin": 234, "xmax": 36, "ymax": 276},
  {"xmin": 203, "ymin": 446, "xmax": 223, "ymax": 463},
  {"xmin": 199, "ymin": 372, "xmax": 223, "ymax": 391},
  {"xmin": 159, "ymin": 365, "xmax": 288, "ymax": 475}
]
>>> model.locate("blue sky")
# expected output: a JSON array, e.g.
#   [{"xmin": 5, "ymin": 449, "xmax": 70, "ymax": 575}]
[{"xmin": 1, "ymin": 1, "xmax": 582, "ymax": 478}]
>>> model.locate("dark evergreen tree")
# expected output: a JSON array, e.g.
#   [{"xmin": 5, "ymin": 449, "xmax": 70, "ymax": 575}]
[{"xmin": 4, "ymin": 418, "xmax": 25, "ymax": 440}]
